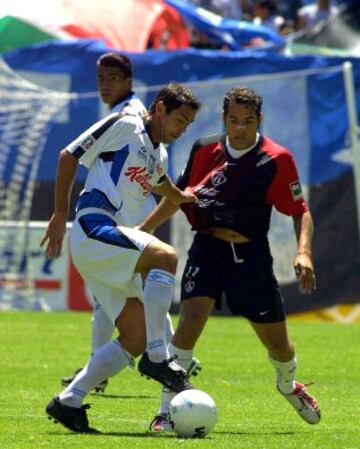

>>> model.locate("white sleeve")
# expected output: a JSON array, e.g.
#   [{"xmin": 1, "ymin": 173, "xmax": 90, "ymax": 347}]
[
  {"xmin": 66, "ymin": 114, "xmax": 129, "ymax": 168},
  {"xmin": 155, "ymin": 147, "xmax": 168, "ymax": 185}
]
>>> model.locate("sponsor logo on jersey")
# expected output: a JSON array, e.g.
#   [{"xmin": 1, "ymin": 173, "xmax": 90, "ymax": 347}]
[
  {"xmin": 195, "ymin": 185, "xmax": 219, "ymax": 197},
  {"xmin": 211, "ymin": 171, "xmax": 227, "ymax": 187},
  {"xmin": 156, "ymin": 163, "xmax": 163, "ymax": 175},
  {"xmin": 290, "ymin": 180, "xmax": 303, "ymax": 200},
  {"xmin": 80, "ymin": 135, "xmax": 96, "ymax": 151},
  {"xmin": 124, "ymin": 166, "xmax": 152, "ymax": 194},
  {"xmin": 197, "ymin": 198, "xmax": 215, "ymax": 208},
  {"xmin": 137, "ymin": 145, "xmax": 147, "ymax": 162}
]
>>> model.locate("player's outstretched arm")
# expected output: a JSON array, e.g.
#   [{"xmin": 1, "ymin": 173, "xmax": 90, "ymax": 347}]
[
  {"xmin": 152, "ymin": 174, "xmax": 196, "ymax": 205},
  {"xmin": 292, "ymin": 210, "xmax": 316, "ymax": 294},
  {"xmin": 40, "ymin": 150, "xmax": 79, "ymax": 258},
  {"xmin": 138, "ymin": 197, "xmax": 179, "ymax": 234}
]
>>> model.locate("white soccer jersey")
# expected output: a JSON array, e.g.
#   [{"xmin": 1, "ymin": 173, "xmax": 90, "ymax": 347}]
[
  {"xmin": 66, "ymin": 114, "xmax": 168, "ymax": 227},
  {"xmin": 110, "ymin": 91, "xmax": 148, "ymax": 119},
  {"xmin": 110, "ymin": 92, "xmax": 156, "ymax": 225}
]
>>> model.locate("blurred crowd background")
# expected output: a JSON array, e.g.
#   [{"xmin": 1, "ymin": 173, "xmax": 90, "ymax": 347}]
[{"xmin": 0, "ymin": 0, "xmax": 358, "ymax": 56}]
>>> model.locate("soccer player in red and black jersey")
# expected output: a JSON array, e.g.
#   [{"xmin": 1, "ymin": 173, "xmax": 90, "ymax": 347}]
[{"xmin": 140, "ymin": 86, "xmax": 321, "ymax": 431}]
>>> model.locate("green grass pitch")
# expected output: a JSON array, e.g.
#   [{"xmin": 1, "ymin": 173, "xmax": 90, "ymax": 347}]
[{"xmin": 0, "ymin": 311, "xmax": 359, "ymax": 449}]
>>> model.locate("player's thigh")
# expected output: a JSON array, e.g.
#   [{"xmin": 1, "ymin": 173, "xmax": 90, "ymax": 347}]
[
  {"xmin": 180, "ymin": 234, "xmax": 223, "ymax": 304},
  {"xmin": 135, "ymin": 238, "xmax": 178, "ymax": 275},
  {"xmin": 71, "ymin": 217, "xmax": 156, "ymax": 290}
]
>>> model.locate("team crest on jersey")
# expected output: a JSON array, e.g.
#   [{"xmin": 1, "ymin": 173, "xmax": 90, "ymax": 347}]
[
  {"xmin": 211, "ymin": 171, "xmax": 227, "ymax": 187},
  {"xmin": 137, "ymin": 145, "xmax": 147, "ymax": 162},
  {"xmin": 80, "ymin": 135, "xmax": 96, "ymax": 150},
  {"xmin": 290, "ymin": 180, "xmax": 303, "ymax": 200},
  {"xmin": 184, "ymin": 279, "xmax": 195, "ymax": 293},
  {"xmin": 148, "ymin": 155, "xmax": 156, "ymax": 174}
]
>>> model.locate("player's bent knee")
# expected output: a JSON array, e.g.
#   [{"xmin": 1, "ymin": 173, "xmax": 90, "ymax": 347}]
[{"xmin": 138, "ymin": 240, "xmax": 178, "ymax": 274}]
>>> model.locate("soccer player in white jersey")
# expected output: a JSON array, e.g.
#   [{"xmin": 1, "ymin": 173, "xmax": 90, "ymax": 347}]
[
  {"xmin": 41, "ymin": 83, "xmax": 201, "ymax": 433},
  {"xmin": 61, "ymin": 53, "xmax": 177, "ymax": 394}
]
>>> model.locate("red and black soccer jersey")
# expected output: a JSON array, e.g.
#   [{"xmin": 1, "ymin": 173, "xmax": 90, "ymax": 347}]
[{"xmin": 177, "ymin": 133, "xmax": 308, "ymax": 240}]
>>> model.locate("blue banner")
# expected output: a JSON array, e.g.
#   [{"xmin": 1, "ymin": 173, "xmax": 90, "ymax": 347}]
[
  {"xmin": 3, "ymin": 40, "xmax": 360, "ymax": 185},
  {"xmin": 165, "ymin": 0, "xmax": 285, "ymax": 50}
]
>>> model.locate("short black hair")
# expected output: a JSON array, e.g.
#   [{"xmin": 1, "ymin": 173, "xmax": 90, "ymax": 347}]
[
  {"xmin": 149, "ymin": 83, "xmax": 201, "ymax": 114},
  {"xmin": 253, "ymin": 0, "xmax": 277, "ymax": 13},
  {"xmin": 97, "ymin": 52, "xmax": 133, "ymax": 78},
  {"xmin": 223, "ymin": 86, "xmax": 263, "ymax": 118}
]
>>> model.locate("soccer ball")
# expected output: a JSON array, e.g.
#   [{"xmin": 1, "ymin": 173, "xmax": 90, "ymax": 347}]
[{"xmin": 169, "ymin": 389, "xmax": 217, "ymax": 438}]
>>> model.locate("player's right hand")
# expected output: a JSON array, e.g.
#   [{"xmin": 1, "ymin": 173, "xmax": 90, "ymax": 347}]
[
  {"xmin": 180, "ymin": 189, "xmax": 198, "ymax": 204},
  {"xmin": 40, "ymin": 212, "xmax": 67, "ymax": 258}
]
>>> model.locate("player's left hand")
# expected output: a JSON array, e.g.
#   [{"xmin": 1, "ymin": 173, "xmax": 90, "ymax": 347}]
[{"xmin": 294, "ymin": 253, "xmax": 316, "ymax": 294}]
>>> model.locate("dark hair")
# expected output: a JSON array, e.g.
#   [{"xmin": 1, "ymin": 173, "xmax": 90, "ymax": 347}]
[
  {"xmin": 223, "ymin": 86, "xmax": 263, "ymax": 118},
  {"xmin": 253, "ymin": 0, "xmax": 277, "ymax": 13},
  {"xmin": 149, "ymin": 83, "xmax": 201, "ymax": 114},
  {"xmin": 97, "ymin": 52, "xmax": 133, "ymax": 78}
]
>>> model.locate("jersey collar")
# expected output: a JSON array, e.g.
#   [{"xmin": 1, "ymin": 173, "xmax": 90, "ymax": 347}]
[
  {"xmin": 111, "ymin": 91, "xmax": 135, "ymax": 110},
  {"xmin": 144, "ymin": 121, "xmax": 160, "ymax": 149}
]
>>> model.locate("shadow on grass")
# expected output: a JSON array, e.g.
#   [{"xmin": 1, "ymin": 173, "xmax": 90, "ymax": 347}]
[
  {"xmin": 49, "ymin": 431, "xmax": 178, "ymax": 439},
  {"xmin": 214, "ymin": 430, "xmax": 296, "ymax": 436},
  {"xmin": 89, "ymin": 393, "xmax": 155, "ymax": 399},
  {"xmin": 49, "ymin": 428, "xmax": 295, "ymax": 439}
]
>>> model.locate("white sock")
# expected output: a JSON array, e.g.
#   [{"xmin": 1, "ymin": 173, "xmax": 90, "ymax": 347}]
[
  {"xmin": 268, "ymin": 354, "xmax": 297, "ymax": 394},
  {"xmin": 165, "ymin": 313, "xmax": 174, "ymax": 344},
  {"xmin": 143, "ymin": 269, "xmax": 175, "ymax": 363},
  {"xmin": 158, "ymin": 343, "xmax": 194, "ymax": 414},
  {"xmin": 169, "ymin": 343, "xmax": 194, "ymax": 371},
  {"xmin": 91, "ymin": 299, "xmax": 114, "ymax": 354},
  {"xmin": 59, "ymin": 340, "xmax": 133, "ymax": 407}
]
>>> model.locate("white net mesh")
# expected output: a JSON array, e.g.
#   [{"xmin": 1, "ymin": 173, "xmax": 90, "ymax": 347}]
[{"xmin": 0, "ymin": 58, "xmax": 71, "ymax": 308}]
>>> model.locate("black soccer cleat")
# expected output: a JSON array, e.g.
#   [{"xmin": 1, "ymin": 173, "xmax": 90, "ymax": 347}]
[
  {"xmin": 138, "ymin": 352, "xmax": 194, "ymax": 393},
  {"xmin": 61, "ymin": 368, "xmax": 108, "ymax": 393},
  {"xmin": 61, "ymin": 368, "xmax": 82, "ymax": 387},
  {"xmin": 45, "ymin": 396, "xmax": 99, "ymax": 433}
]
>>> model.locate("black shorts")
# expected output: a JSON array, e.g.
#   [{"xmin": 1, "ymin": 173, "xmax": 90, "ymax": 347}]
[{"xmin": 180, "ymin": 233, "xmax": 285, "ymax": 323}]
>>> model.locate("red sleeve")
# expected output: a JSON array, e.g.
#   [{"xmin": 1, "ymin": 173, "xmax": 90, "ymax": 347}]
[{"xmin": 266, "ymin": 151, "xmax": 308, "ymax": 216}]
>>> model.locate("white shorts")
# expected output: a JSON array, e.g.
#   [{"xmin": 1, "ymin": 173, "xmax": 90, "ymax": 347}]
[{"xmin": 70, "ymin": 211, "xmax": 156, "ymax": 323}]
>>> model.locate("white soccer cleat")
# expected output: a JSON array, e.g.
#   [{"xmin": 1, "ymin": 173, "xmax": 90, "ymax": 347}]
[
  {"xmin": 278, "ymin": 382, "xmax": 321, "ymax": 424},
  {"xmin": 149, "ymin": 413, "xmax": 173, "ymax": 432}
]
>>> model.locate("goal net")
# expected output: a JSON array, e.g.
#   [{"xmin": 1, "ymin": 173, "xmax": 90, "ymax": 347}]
[{"xmin": 0, "ymin": 58, "xmax": 71, "ymax": 309}]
